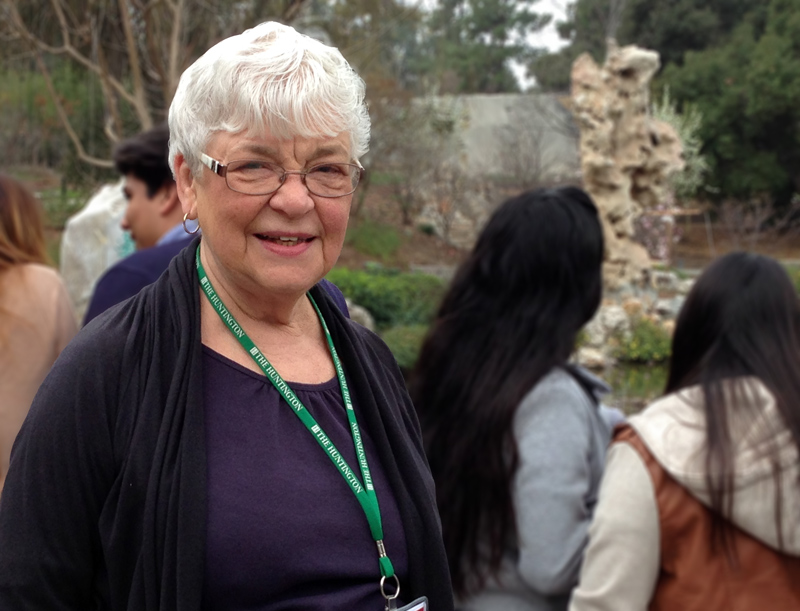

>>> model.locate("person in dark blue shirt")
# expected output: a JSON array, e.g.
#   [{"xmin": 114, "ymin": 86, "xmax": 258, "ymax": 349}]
[{"xmin": 83, "ymin": 124, "xmax": 194, "ymax": 325}]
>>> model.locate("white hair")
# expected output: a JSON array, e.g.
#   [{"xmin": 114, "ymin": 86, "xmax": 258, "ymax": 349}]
[{"xmin": 168, "ymin": 22, "xmax": 370, "ymax": 176}]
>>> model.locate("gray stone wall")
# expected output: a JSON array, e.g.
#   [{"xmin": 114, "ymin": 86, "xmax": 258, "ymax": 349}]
[{"xmin": 432, "ymin": 93, "xmax": 581, "ymax": 180}]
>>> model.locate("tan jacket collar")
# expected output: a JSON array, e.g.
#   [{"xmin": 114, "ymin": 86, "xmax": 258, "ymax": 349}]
[{"xmin": 629, "ymin": 378, "xmax": 800, "ymax": 554}]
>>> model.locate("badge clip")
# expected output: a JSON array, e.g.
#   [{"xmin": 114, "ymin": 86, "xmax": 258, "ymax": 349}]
[{"xmin": 381, "ymin": 574, "xmax": 400, "ymax": 611}]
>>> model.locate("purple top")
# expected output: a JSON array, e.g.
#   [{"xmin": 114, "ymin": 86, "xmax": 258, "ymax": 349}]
[{"xmin": 201, "ymin": 346, "xmax": 408, "ymax": 610}]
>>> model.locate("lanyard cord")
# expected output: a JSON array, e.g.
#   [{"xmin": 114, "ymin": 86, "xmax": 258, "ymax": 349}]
[{"xmin": 195, "ymin": 246, "xmax": 395, "ymax": 580}]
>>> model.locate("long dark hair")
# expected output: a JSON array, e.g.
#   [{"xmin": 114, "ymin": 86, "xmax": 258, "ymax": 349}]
[
  {"xmin": 666, "ymin": 252, "xmax": 800, "ymax": 556},
  {"xmin": 409, "ymin": 187, "xmax": 604, "ymax": 597}
]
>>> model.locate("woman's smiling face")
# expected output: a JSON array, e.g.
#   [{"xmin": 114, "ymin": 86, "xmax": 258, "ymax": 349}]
[{"xmin": 177, "ymin": 130, "xmax": 353, "ymax": 305}]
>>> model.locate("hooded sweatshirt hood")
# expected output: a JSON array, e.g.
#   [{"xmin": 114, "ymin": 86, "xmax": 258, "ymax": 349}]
[{"xmin": 628, "ymin": 377, "xmax": 800, "ymax": 556}]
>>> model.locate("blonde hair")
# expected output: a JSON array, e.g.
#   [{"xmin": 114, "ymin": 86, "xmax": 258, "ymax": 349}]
[
  {"xmin": 0, "ymin": 174, "xmax": 50, "ymax": 273},
  {"xmin": 168, "ymin": 21, "xmax": 370, "ymax": 176}
]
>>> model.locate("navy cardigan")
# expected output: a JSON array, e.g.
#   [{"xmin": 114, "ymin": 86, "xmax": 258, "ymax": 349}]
[{"xmin": 0, "ymin": 238, "xmax": 453, "ymax": 611}]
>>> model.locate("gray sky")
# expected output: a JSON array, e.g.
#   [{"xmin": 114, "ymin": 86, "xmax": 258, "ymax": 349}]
[
  {"xmin": 536, "ymin": 0, "xmax": 569, "ymax": 53},
  {"xmin": 511, "ymin": 0, "xmax": 569, "ymax": 88}
]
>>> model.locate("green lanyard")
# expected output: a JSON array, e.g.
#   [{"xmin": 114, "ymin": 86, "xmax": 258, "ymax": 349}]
[{"xmin": 195, "ymin": 246, "xmax": 397, "ymax": 585}]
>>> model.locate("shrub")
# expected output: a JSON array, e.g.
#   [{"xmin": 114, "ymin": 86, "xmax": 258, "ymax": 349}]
[
  {"xmin": 613, "ymin": 316, "xmax": 672, "ymax": 364},
  {"xmin": 604, "ymin": 363, "xmax": 669, "ymax": 415},
  {"xmin": 345, "ymin": 220, "xmax": 401, "ymax": 261},
  {"xmin": 380, "ymin": 324, "xmax": 429, "ymax": 372},
  {"xmin": 38, "ymin": 186, "xmax": 92, "ymax": 229},
  {"xmin": 785, "ymin": 265, "xmax": 800, "ymax": 294},
  {"xmin": 326, "ymin": 266, "xmax": 445, "ymax": 330},
  {"xmin": 651, "ymin": 86, "xmax": 709, "ymax": 201},
  {"xmin": 417, "ymin": 222, "xmax": 437, "ymax": 236}
]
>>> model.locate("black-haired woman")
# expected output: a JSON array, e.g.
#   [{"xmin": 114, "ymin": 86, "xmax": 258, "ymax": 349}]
[
  {"xmin": 410, "ymin": 187, "xmax": 617, "ymax": 610},
  {"xmin": 571, "ymin": 252, "xmax": 800, "ymax": 611}
]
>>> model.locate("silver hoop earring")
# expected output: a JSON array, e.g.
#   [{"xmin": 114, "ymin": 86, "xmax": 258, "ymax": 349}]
[{"xmin": 183, "ymin": 213, "xmax": 200, "ymax": 235}]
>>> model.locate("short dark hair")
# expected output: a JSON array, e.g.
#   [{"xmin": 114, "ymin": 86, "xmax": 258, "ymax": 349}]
[
  {"xmin": 410, "ymin": 186, "xmax": 604, "ymax": 597},
  {"xmin": 113, "ymin": 123, "xmax": 174, "ymax": 197}
]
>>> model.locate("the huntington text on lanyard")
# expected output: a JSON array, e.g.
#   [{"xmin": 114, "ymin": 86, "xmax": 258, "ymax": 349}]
[{"xmin": 195, "ymin": 246, "xmax": 400, "ymax": 604}]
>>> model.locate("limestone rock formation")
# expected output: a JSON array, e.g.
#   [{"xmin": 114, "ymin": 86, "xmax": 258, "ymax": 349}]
[{"xmin": 569, "ymin": 41, "xmax": 685, "ymax": 291}]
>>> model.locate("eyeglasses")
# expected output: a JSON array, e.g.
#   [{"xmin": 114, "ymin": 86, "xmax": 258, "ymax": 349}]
[{"xmin": 200, "ymin": 153, "xmax": 364, "ymax": 198}]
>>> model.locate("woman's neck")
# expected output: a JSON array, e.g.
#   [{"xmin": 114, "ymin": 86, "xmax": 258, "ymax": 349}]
[{"xmin": 196, "ymin": 252, "xmax": 335, "ymax": 384}]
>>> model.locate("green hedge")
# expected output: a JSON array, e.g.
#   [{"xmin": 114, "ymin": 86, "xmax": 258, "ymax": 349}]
[
  {"xmin": 345, "ymin": 220, "xmax": 401, "ymax": 261},
  {"xmin": 785, "ymin": 265, "xmax": 800, "ymax": 295},
  {"xmin": 379, "ymin": 324, "xmax": 429, "ymax": 372},
  {"xmin": 326, "ymin": 266, "xmax": 445, "ymax": 330},
  {"xmin": 613, "ymin": 316, "xmax": 672, "ymax": 364}
]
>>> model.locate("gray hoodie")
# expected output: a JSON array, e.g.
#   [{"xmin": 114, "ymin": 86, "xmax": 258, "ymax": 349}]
[{"xmin": 459, "ymin": 367, "xmax": 614, "ymax": 611}]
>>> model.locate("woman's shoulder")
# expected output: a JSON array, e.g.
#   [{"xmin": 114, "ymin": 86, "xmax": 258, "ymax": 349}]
[
  {"xmin": 1, "ymin": 263, "xmax": 73, "ymax": 321},
  {"xmin": 3, "ymin": 262, "xmax": 64, "ymax": 294},
  {"xmin": 513, "ymin": 367, "xmax": 607, "ymax": 432},
  {"xmin": 522, "ymin": 367, "xmax": 597, "ymax": 407},
  {"xmin": 52, "ymin": 311, "xmax": 130, "ymax": 380},
  {"xmin": 344, "ymin": 317, "xmax": 395, "ymax": 361},
  {"xmin": 39, "ymin": 281, "xmax": 178, "ymax": 427},
  {"xmin": 628, "ymin": 377, "xmax": 786, "ymax": 478},
  {"xmin": 83, "ymin": 245, "xmax": 196, "ymax": 337},
  {"xmin": 15, "ymin": 261, "xmax": 61, "ymax": 279}
]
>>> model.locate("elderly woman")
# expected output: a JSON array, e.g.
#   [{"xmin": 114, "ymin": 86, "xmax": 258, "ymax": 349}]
[{"xmin": 0, "ymin": 22, "xmax": 452, "ymax": 611}]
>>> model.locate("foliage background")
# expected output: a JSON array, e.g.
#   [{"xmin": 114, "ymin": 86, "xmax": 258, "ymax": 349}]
[{"xmin": 532, "ymin": 0, "xmax": 800, "ymax": 211}]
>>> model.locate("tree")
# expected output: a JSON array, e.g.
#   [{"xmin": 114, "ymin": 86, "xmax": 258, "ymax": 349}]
[
  {"xmin": 530, "ymin": 0, "xmax": 764, "ymax": 91},
  {"xmin": 0, "ymin": 0, "xmax": 309, "ymax": 167},
  {"xmin": 662, "ymin": 0, "xmax": 800, "ymax": 206},
  {"xmin": 497, "ymin": 95, "xmax": 579, "ymax": 189},
  {"xmin": 619, "ymin": 0, "xmax": 765, "ymax": 66},
  {"xmin": 370, "ymin": 98, "xmax": 468, "ymax": 226},
  {"xmin": 312, "ymin": 0, "xmax": 426, "ymax": 93},
  {"xmin": 420, "ymin": 0, "xmax": 552, "ymax": 94},
  {"xmin": 289, "ymin": 0, "xmax": 436, "ymax": 218},
  {"xmin": 529, "ymin": 0, "xmax": 627, "ymax": 91}
]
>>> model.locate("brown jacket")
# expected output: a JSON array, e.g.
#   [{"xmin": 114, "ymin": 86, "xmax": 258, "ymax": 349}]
[
  {"xmin": 570, "ymin": 380, "xmax": 800, "ymax": 611},
  {"xmin": 618, "ymin": 425, "xmax": 800, "ymax": 610}
]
